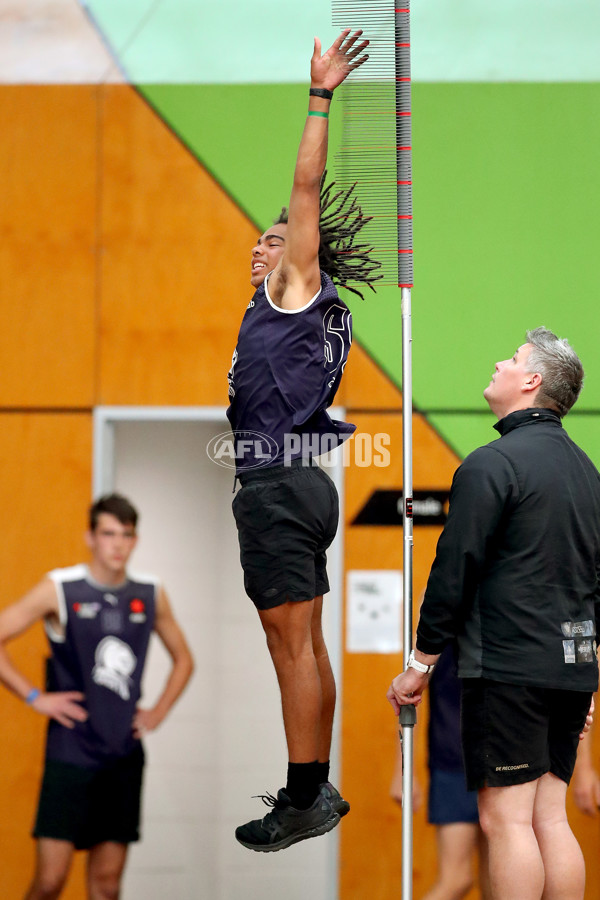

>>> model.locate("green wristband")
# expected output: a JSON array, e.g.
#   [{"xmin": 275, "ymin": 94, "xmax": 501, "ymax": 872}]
[{"xmin": 308, "ymin": 111, "xmax": 329, "ymax": 119}]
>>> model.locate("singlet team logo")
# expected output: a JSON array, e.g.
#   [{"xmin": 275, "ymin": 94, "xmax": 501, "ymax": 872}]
[
  {"xmin": 130, "ymin": 598, "xmax": 146, "ymax": 623},
  {"xmin": 73, "ymin": 602, "xmax": 101, "ymax": 619},
  {"xmin": 92, "ymin": 636, "xmax": 137, "ymax": 701}
]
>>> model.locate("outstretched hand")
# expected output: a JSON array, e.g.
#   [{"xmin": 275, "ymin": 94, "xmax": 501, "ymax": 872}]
[{"xmin": 311, "ymin": 29, "xmax": 369, "ymax": 92}]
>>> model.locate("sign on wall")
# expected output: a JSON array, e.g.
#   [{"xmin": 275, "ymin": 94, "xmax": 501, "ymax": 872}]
[{"xmin": 346, "ymin": 569, "xmax": 402, "ymax": 653}]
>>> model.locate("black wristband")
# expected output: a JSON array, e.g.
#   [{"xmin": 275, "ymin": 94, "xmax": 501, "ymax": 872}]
[{"xmin": 309, "ymin": 87, "xmax": 333, "ymax": 100}]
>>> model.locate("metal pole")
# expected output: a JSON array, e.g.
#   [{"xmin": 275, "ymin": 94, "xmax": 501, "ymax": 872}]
[
  {"xmin": 400, "ymin": 286, "xmax": 415, "ymax": 900},
  {"xmin": 331, "ymin": 2, "xmax": 414, "ymax": 889},
  {"xmin": 396, "ymin": 3, "xmax": 415, "ymax": 899}
]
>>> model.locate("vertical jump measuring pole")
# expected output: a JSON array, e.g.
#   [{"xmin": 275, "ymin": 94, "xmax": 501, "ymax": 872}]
[
  {"xmin": 331, "ymin": 2, "xmax": 415, "ymax": 894},
  {"xmin": 396, "ymin": 6, "xmax": 416, "ymax": 900}
]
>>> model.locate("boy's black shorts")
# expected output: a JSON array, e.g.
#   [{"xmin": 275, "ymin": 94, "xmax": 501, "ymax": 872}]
[
  {"xmin": 232, "ymin": 459, "xmax": 339, "ymax": 610},
  {"xmin": 461, "ymin": 678, "xmax": 592, "ymax": 791},
  {"xmin": 33, "ymin": 745, "xmax": 145, "ymax": 849}
]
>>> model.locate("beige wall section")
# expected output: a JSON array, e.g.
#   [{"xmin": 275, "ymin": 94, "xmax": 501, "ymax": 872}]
[
  {"xmin": 98, "ymin": 85, "xmax": 259, "ymax": 405},
  {"xmin": 0, "ymin": 413, "xmax": 92, "ymax": 899},
  {"xmin": 0, "ymin": 86, "xmax": 97, "ymax": 407}
]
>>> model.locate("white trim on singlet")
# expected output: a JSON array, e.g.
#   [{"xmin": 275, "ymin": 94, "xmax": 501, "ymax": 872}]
[
  {"xmin": 82, "ymin": 566, "xmax": 128, "ymax": 592},
  {"xmin": 44, "ymin": 565, "xmax": 161, "ymax": 643},
  {"xmin": 264, "ymin": 272, "xmax": 322, "ymax": 314},
  {"xmin": 46, "ymin": 564, "xmax": 87, "ymax": 643},
  {"xmin": 82, "ymin": 565, "xmax": 160, "ymax": 593},
  {"xmin": 126, "ymin": 570, "xmax": 162, "ymax": 589}
]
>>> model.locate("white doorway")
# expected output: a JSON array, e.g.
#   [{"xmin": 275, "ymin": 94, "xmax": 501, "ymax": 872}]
[{"xmin": 93, "ymin": 407, "xmax": 344, "ymax": 900}]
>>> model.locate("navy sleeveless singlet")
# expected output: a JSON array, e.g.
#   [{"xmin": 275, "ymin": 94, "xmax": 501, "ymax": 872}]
[
  {"xmin": 44, "ymin": 565, "xmax": 157, "ymax": 768},
  {"xmin": 227, "ymin": 271, "xmax": 355, "ymax": 471}
]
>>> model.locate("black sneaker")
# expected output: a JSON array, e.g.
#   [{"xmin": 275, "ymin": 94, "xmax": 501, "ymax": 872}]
[
  {"xmin": 319, "ymin": 782, "xmax": 351, "ymax": 818},
  {"xmin": 235, "ymin": 789, "xmax": 340, "ymax": 852}
]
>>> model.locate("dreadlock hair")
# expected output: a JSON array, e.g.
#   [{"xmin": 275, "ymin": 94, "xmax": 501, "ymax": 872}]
[{"xmin": 274, "ymin": 172, "xmax": 382, "ymax": 300}]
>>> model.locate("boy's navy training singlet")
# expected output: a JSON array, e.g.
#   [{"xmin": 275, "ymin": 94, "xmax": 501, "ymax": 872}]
[
  {"xmin": 44, "ymin": 565, "xmax": 157, "ymax": 768},
  {"xmin": 227, "ymin": 271, "xmax": 355, "ymax": 471}
]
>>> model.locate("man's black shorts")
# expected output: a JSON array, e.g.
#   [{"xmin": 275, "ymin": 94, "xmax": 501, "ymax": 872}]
[
  {"xmin": 33, "ymin": 745, "xmax": 145, "ymax": 849},
  {"xmin": 461, "ymin": 679, "xmax": 591, "ymax": 791},
  {"xmin": 232, "ymin": 459, "xmax": 339, "ymax": 610}
]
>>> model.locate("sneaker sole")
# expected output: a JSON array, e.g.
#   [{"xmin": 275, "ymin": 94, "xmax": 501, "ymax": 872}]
[
  {"xmin": 236, "ymin": 811, "xmax": 341, "ymax": 853},
  {"xmin": 332, "ymin": 799, "xmax": 350, "ymax": 818}
]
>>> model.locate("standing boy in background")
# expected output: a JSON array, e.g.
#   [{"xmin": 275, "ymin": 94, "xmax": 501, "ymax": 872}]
[{"xmin": 0, "ymin": 493, "xmax": 194, "ymax": 900}]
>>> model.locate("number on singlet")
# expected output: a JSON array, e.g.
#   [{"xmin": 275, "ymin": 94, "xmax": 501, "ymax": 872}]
[
  {"xmin": 227, "ymin": 348, "xmax": 238, "ymax": 399},
  {"xmin": 323, "ymin": 304, "xmax": 351, "ymax": 377}
]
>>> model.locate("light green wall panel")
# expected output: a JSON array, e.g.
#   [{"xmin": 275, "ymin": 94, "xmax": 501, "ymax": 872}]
[
  {"xmin": 561, "ymin": 416, "xmax": 600, "ymax": 471},
  {"xmin": 426, "ymin": 413, "xmax": 494, "ymax": 462},
  {"xmin": 80, "ymin": 0, "xmax": 600, "ymax": 83},
  {"xmin": 84, "ymin": 0, "xmax": 340, "ymax": 84}
]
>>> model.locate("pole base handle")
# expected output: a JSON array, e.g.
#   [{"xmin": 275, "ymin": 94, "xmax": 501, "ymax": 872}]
[{"xmin": 399, "ymin": 705, "xmax": 417, "ymax": 727}]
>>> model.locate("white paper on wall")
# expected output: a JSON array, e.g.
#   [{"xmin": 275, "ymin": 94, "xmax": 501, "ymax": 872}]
[{"xmin": 346, "ymin": 569, "xmax": 403, "ymax": 653}]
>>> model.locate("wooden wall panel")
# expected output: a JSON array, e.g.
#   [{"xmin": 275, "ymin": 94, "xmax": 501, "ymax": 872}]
[
  {"xmin": 0, "ymin": 86, "xmax": 97, "ymax": 407},
  {"xmin": 339, "ymin": 342, "xmax": 402, "ymax": 411},
  {"xmin": 0, "ymin": 413, "xmax": 92, "ymax": 898},
  {"xmin": 99, "ymin": 85, "xmax": 258, "ymax": 406}
]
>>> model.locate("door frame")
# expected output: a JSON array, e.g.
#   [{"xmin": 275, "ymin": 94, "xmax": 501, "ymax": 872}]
[{"xmin": 93, "ymin": 404, "xmax": 347, "ymax": 898}]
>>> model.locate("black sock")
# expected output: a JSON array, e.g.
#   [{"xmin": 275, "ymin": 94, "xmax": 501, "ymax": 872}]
[
  {"xmin": 286, "ymin": 761, "xmax": 320, "ymax": 810},
  {"xmin": 316, "ymin": 760, "xmax": 330, "ymax": 785}
]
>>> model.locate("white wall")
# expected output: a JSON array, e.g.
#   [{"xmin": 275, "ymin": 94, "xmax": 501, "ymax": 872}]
[{"xmin": 105, "ymin": 418, "xmax": 341, "ymax": 899}]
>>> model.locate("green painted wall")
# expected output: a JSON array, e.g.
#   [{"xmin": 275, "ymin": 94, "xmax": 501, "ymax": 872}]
[{"xmin": 140, "ymin": 81, "xmax": 600, "ymax": 464}]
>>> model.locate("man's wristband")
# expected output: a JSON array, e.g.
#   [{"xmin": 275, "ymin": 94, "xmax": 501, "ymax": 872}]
[
  {"xmin": 25, "ymin": 688, "xmax": 41, "ymax": 705},
  {"xmin": 309, "ymin": 87, "xmax": 333, "ymax": 100},
  {"xmin": 405, "ymin": 650, "xmax": 435, "ymax": 675}
]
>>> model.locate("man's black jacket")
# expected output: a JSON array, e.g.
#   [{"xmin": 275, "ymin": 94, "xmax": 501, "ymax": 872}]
[{"xmin": 416, "ymin": 408, "xmax": 600, "ymax": 691}]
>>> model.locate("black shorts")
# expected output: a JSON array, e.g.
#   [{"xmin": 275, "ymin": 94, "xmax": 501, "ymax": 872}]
[
  {"xmin": 232, "ymin": 459, "xmax": 339, "ymax": 610},
  {"xmin": 33, "ymin": 745, "xmax": 145, "ymax": 849},
  {"xmin": 461, "ymin": 679, "xmax": 591, "ymax": 791}
]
